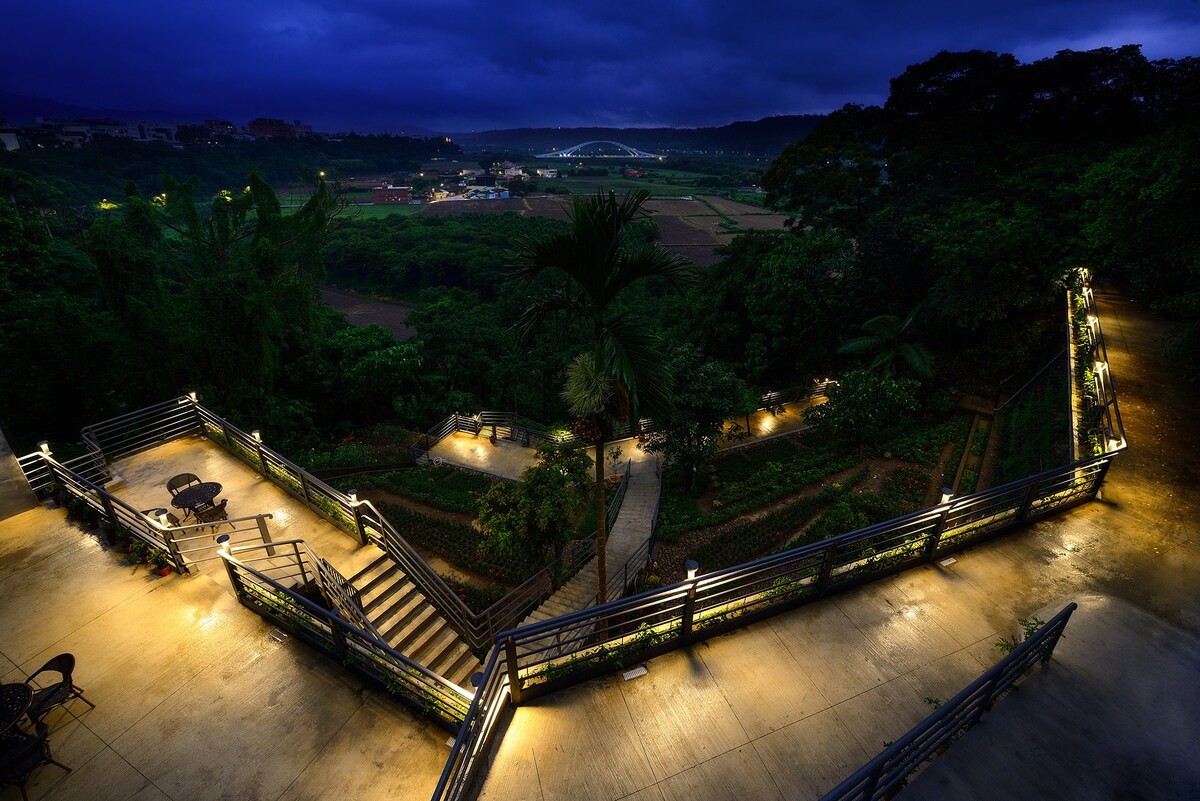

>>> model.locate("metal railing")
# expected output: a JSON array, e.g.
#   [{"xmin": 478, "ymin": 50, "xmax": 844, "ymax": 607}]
[
  {"xmin": 1075, "ymin": 276, "xmax": 1126, "ymax": 456},
  {"xmin": 410, "ymin": 380, "xmax": 832, "ymax": 464},
  {"xmin": 493, "ymin": 452, "xmax": 1111, "ymax": 704},
  {"xmin": 218, "ymin": 540, "xmax": 473, "ymax": 730},
  {"xmin": 36, "ymin": 454, "xmax": 181, "ymax": 569},
  {"xmin": 821, "ymin": 603, "xmax": 1078, "ymax": 800},
  {"xmin": 430, "ymin": 647, "xmax": 510, "ymax": 801}
]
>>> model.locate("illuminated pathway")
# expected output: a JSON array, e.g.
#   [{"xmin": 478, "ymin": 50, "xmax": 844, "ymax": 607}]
[{"xmin": 474, "ymin": 284, "xmax": 1200, "ymax": 800}]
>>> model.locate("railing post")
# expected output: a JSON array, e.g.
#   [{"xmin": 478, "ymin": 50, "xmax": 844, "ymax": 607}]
[
  {"xmin": 295, "ymin": 542, "xmax": 311, "ymax": 588},
  {"xmin": 969, "ymin": 674, "xmax": 1001, "ymax": 726},
  {"xmin": 220, "ymin": 553, "xmax": 245, "ymax": 602},
  {"xmin": 330, "ymin": 617, "xmax": 348, "ymax": 660},
  {"xmin": 352, "ymin": 501, "xmax": 370, "ymax": 546},
  {"xmin": 924, "ymin": 507, "xmax": 951, "ymax": 559},
  {"xmin": 504, "ymin": 637, "xmax": 523, "ymax": 704},
  {"xmin": 161, "ymin": 524, "xmax": 188, "ymax": 574},
  {"xmin": 256, "ymin": 514, "xmax": 276, "ymax": 557},
  {"xmin": 1016, "ymin": 478, "xmax": 1041, "ymax": 521},
  {"xmin": 98, "ymin": 491, "xmax": 117, "ymax": 526},
  {"xmin": 219, "ymin": 417, "xmax": 233, "ymax": 446},
  {"xmin": 681, "ymin": 584, "xmax": 697, "ymax": 642},
  {"xmin": 299, "ymin": 472, "xmax": 313, "ymax": 505},
  {"xmin": 815, "ymin": 544, "xmax": 837, "ymax": 598}
]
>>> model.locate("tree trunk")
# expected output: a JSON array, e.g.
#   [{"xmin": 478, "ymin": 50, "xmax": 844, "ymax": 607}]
[{"xmin": 595, "ymin": 439, "xmax": 607, "ymax": 603}]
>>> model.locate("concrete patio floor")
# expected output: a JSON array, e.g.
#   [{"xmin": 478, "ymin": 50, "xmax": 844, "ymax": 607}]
[
  {"xmin": 105, "ymin": 436, "xmax": 380, "ymax": 580},
  {"xmin": 0, "ymin": 506, "xmax": 449, "ymax": 801},
  {"xmin": 473, "ymin": 283, "xmax": 1200, "ymax": 800}
]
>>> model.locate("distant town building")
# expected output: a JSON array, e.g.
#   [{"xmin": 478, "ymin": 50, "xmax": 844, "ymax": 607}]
[
  {"xmin": 370, "ymin": 184, "xmax": 413, "ymax": 204},
  {"xmin": 247, "ymin": 118, "xmax": 295, "ymax": 139},
  {"xmin": 205, "ymin": 119, "xmax": 237, "ymax": 136},
  {"xmin": 536, "ymin": 168, "xmax": 558, "ymax": 179},
  {"xmin": 623, "ymin": 168, "xmax": 642, "ymax": 178}
]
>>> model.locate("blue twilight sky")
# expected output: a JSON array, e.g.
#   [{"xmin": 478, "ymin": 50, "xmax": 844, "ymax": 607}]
[{"xmin": 4, "ymin": 0, "xmax": 1198, "ymax": 132}]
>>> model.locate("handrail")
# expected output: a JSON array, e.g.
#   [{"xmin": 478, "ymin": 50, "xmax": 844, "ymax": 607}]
[
  {"xmin": 219, "ymin": 542, "xmax": 473, "ymax": 728},
  {"xmin": 430, "ymin": 646, "xmax": 509, "ymax": 801},
  {"xmin": 821, "ymin": 603, "xmax": 1078, "ymax": 800},
  {"xmin": 492, "ymin": 451, "xmax": 1112, "ymax": 703}
]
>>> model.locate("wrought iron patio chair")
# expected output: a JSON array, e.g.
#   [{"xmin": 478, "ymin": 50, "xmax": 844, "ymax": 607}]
[
  {"xmin": 165, "ymin": 473, "xmax": 201, "ymax": 496},
  {"xmin": 24, "ymin": 654, "xmax": 95, "ymax": 725},
  {"xmin": 0, "ymin": 721, "xmax": 70, "ymax": 800},
  {"xmin": 195, "ymin": 499, "xmax": 230, "ymax": 532}
]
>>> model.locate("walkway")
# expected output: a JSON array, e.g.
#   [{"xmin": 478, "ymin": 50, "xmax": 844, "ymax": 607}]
[
  {"xmin": 521, "ymin": 444, "xmax": 662, "ymax": 624},
  {"xmin": 474, "ymin": 284, "xmax": 1200, "ymax": 800},
  {"xmin": 0, "ymin": 496, "xmax": 448, "ymax": 801}
]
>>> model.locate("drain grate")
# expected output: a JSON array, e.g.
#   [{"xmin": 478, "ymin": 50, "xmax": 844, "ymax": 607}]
[{"xmin": 621, "ymin": 666, "xmax": 648, "ymax": 681}]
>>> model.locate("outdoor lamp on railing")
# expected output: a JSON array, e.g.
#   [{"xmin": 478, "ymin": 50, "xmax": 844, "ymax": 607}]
[
  {"xmin": 940, "ymin": 488, "xmax": 954, "ymax": 505},
  {"xmin": 155, "ymin": 508, "xmax": 169, "ymax": 527},
  {"xmin": 187, "ymin": 391, "xmax": 198, "ymax": 402},
  {"xmin": 37, "ymin": 440, "xmax": 51, "ymax": 456},
  {"xmin": 1107, "ymin": 437, "xmax": 1123, "ymax": 453},
  {"xmin": 252, "ymin": 430, "xmax": 262, "ymax": 442},
  {"xmin": 685, "ymin": 560, "xmax": 699, "ymax": 581},
  {"xmin": 216, "ymin": 534, "xmax": 231, "ymax": 554},
  {"xmin": 1094, "ymin": 360, "xmax": 1107, "ymax": 375},
  {"xmin": 347, "ymin": 489, "xmax": 358, "ymax": 504}
]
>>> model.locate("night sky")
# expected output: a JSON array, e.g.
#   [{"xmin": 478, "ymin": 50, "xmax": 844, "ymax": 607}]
[{"xmin": 5, "ymin": 1, "xmax": 1198, "ymax": 132}]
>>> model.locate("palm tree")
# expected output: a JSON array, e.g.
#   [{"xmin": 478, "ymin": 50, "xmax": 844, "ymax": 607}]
[
  {"xmin": 837, "ymin": 305, "xmax": 934, "ymax": 378},
  {"xmin": 515, "ymin": 189, "xmax": 693, "ymax": 602}
]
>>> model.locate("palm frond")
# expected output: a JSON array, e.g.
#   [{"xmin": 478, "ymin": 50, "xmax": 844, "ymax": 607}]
[
  {"xmin": 512, "ymin": 287, "xmax": 586, "ymax": 346},
  {"xmin": 601, "ymin": 312, "xmax": 673, "ymax": 414},
  {"xmin": 837, "ymin": 335, "xmax": 882, "ymax": 356},
  {"xmin": 898, "ymin": 342, "xmax": 934, "ymax": 377},
  {"xmin": 561, "ymin": 352, "xmax": 613, "ymax": 418}
]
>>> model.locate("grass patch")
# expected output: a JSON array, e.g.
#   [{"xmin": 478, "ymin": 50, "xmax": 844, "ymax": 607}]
[{"xmin": 343, "ymin": 466, "xmax": 496, "ymax": 514}]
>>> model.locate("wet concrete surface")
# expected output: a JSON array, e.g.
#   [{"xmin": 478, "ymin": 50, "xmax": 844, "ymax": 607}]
[{"xmin": 475, "ymin": 284, "xmax": 1200, "ymax": 800}]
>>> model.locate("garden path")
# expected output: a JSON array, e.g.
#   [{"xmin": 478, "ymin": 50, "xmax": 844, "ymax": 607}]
[{"xmin": 520, "ymin": 442, "xmax": 662, "ymax": 623}]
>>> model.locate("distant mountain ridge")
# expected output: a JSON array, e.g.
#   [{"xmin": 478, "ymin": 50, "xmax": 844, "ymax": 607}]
[
  {"xmin": 0, "ymin": 90, "xmax": 212, "ymax": 125},
  {"xmin": 445, "ymin": 115, "xmax": 823, "ymax": 157}
]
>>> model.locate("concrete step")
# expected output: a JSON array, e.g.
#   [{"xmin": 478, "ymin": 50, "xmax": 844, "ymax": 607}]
[
  {"xmin": 440, "ymin": 646, "xmax": 482, "ymax": 689},
  {"xmin": 411, "ymin": 624, "xmax": 462, "ymax": 668},
  {"xmin": 387, "ymin": 604, "xmax": 439, "ymax": 652},
  {"xmin": 371, "ymin": 584, "xmax": 424, "ymax": 631}
]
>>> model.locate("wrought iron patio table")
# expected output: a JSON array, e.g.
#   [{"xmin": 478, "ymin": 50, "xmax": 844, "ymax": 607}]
[
  {"xmin": 0, "ymin": 684, "xmax": 32, "ymax": 735},
  {"xmin": 170, "ymin": 482, "xmax": 222, "ymax": 515}
]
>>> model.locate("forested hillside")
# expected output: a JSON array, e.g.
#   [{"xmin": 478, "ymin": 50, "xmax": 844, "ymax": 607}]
[{"xmin": 1, "ymin": 45, "xmax": 1195, "ymax": 470}]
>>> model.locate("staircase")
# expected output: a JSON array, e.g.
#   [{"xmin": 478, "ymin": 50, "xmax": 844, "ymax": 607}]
[
  {"xmin": 520, "ymin": 452, "xmax": 662, "ymax": 627},
  {"xmin": 349, "ymin": 553, "xmax": 481, "ymax": 689}
]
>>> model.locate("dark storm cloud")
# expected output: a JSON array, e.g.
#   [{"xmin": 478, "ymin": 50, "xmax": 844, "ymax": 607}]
[{"xmin": 3, "ymin": 0, "xmax": 1197, "ymax": 131}]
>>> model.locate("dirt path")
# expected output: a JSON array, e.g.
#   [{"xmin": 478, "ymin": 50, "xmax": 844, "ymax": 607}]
[{"xmin": 321, "ymin": 285, "xmax": 415, "ymax": 340}]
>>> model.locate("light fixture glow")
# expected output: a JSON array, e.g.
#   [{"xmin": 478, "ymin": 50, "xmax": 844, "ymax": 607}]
[
  {"xmin": 940, "ymin": 488, "xmax": 954, "ymax": 505},
  {"xmin": 37, "ymin": 440, "xmax": 51, "ymax": 455},
  {"xmin": 252, "ymin": 430, "xmax": 262, "ymax": 442},
  {"xmin": 685, "ymin": 560, "xmax": 699, "ymax": 581}
]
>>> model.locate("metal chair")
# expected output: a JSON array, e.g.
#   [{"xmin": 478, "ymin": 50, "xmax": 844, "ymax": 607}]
[
  {"xmin": 0, "ymin": 721, "xmax": 70, "ymax": 800},
  {"xmin": 24, "ymin": 654, "xmax": 95, "ymax": 725},
  {"xmin": 195, "ymin": 499, "xmax": 230, "ymax": 532},
  {"xmin": 165, "ymin": 473, "xmax": 201, "ymax": 496}
]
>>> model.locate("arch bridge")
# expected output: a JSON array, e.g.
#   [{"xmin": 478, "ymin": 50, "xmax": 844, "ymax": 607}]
[{"xmin": 535, "ymin": 140, "xmax": 663, "ymax": 159}]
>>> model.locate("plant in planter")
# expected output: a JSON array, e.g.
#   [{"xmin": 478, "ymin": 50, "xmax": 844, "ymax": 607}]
[
  {"xmin": 128, "ymin": 539, "xmax": 151, "ymax": 565},
  {"xmin": 101, "ymin": 521, "xmax": 121, "ymax": 546},
  {"xmin": 150, "ymin": 549, "xmax": 172, "ymax": 576},
  {"xmin": 607, "ymin": 446, "xmax": 623, "ymax": 472}
]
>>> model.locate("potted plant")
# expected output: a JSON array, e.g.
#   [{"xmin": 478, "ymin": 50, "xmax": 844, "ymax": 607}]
[
  {"xmin": 101, "ymin": 520, "xmax": 120, "ymax": 546},
  {"xmin": 129, "ymin": 539, "xmax": 151, "ymax": 565},
  {"xmin": 606, "ymin": 446, "xmax": 623, "ymax": 485},
  {"xmin": 150, "ymin": 549, "xmax": 172, "ymax": 576}
]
